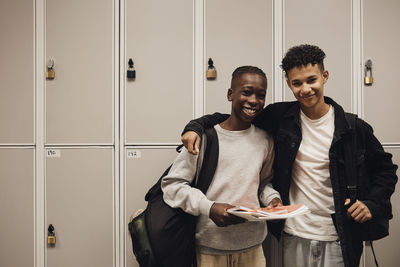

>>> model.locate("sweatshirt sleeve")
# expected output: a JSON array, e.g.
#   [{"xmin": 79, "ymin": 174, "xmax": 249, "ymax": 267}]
[
  {"xmin": 258, "ymin": 134, "xmax": 280, "ymax": 206},
  {"xmin": 161, "ymin": 147, "xmax": 214, "ymax": 216}
]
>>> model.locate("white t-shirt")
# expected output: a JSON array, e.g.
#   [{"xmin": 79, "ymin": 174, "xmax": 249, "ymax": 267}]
[{"xmin": 284, "ymin": 105, "xmax": 338, "ymax": 241}]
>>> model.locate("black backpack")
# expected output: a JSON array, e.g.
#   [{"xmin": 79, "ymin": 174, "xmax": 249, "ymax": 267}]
[
  {"xmin": 343, "ymin": 113, "xmax": 390, "ymax": 267},
  {"xmin": 128, "ymin": 128, "xmax": 219, "ymax": 267}
]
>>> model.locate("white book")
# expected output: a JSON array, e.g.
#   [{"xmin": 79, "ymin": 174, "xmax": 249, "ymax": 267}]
[{"xmin": 227, "ymin": 204, "xmax": 310, "ymax": 221}]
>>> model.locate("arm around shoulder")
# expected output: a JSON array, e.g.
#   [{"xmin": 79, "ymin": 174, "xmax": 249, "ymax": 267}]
[{"xmin": 181, "ymin": 112, "xmax": 229, "ymax": 136}]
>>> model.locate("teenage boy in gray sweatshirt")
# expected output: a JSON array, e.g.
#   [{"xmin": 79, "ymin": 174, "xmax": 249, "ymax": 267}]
[{"xmin": 161, "ymin": 66, "xmax": 281, "ymax": 267}]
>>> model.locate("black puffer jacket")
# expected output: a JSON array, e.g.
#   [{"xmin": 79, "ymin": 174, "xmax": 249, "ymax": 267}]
[{"xmin": 183, "ymin": 97, "xmax": 398, "ymax": 267}]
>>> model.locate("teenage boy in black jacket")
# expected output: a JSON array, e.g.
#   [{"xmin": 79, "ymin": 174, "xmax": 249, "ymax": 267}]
[{"xmin": 180, "ymin": 44, "xmax": 397, "ymax": 267}]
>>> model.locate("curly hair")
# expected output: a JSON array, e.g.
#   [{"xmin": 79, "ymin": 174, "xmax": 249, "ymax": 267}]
[
  {"xmin": 231, "ymin": 66, "xmax": 267, "ymax": 88},
  {"xmin": 281, "ymin": 44, "xmax": 326, "ymax": 77}
]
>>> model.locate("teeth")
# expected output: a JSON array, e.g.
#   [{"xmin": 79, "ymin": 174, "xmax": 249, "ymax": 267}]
[{"xmin": 243, "ymin": 107, "xmax": 256, "ymax": 114}]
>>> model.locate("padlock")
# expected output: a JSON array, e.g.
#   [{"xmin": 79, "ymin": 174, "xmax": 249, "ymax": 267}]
[
  {"xmin": 47, "ymin": 224, "xmax": 56, "ymax": 246},
  {"xmin": 127, "ymin": 68, "xmax": 136, "ymax": 79},
  {"xmin": 206, "ymin": 68, "xmax": 217, "ymax": 80},
  {"xmin": 206, "ymin": 58, "xmax": 217, "ymax": 80},
  {"xmin": 364, "ymin": 76, "xmax": 373, "ymax": 86},
  {"xmin": 46, "ymin": 67, "xmax": 55, "ymax": 80},
  {"xmin": 46, "ymin": 59, "xmax": 55, "ymax": 80},
  {"xmin": 47, "ymin": 235, "xmax": 56, "ymax": 245},
  {"xmin": 364, "ymin": 59, "xmax": 373, "ymax": 86},
  {"xmin": 127, "ymin": 58, "xmax": 136, "ymax": 80}
]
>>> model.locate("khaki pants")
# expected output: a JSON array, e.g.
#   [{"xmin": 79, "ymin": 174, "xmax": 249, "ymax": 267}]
[{"xmin": 196, "ymin": 245, "xmax": 266, "ymax": 267}]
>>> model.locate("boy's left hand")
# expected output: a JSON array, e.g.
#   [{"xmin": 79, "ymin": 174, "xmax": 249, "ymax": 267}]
[
  {"xmin": 267, "ymin": 197, "xmax": 283, "ymax": 208},
  {"xmin": 344, "ymin": 199, "xmax": 372, "ymax": 223}
]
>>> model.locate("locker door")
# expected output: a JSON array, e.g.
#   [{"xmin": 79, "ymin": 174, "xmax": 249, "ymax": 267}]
[
  {"xmin": 125, "ymin": 147, "xmax": 178, "ymax": 267},
  {"xmin": 46, "ymin": 148, "xmax": 113, "ymax": 267},
  {"xmin": 125, "ymin": 0, "xmax": 194, "ymax": 144},
  {"xmin": 364, "ymin": 148, "xmax": 399, "ymax": 267},
  {"xmin": 0, "ymin": 0, "xmax": 34, "ymax": 144},
  {"xmin": 284, "ymin": 0, "xmax": 352, "ymax": 110},
  {"xmin": 0, "ymin": 148, "xmax": 34, "ymax": 267},
  {"xmin": 205, "ymin": 0, "xmax": 273, "ymax": 114},
  {"xmin": 363, "ymin": 0, "xmax": 400, "ymax": 143},
  {"xmin": 45, "ymin": 0, "xmax": 114, "ymax": 144}
]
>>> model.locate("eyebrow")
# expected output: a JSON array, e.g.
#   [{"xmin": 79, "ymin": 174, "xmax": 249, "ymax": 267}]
[{"xmin": 292, "ymin": 75, "xmax": 317, "ymax": 81}]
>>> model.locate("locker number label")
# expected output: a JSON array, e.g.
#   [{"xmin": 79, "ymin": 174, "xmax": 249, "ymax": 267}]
[
  {"xmin": 127, "ymin": 150, "xmax": 141, "ymax": 159},
  {"xmin": 46, "ymin": 149, "xmax": 61, "ymax": 158}
]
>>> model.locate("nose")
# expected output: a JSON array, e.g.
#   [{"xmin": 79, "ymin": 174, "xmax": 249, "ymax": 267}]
[
  {"xmin": 247, "ymin": 94, "xmax": 257, "ymax": 105},
  {"xmin": 300, "ymin": 83, "xmax": 312, "ymax": 94}
]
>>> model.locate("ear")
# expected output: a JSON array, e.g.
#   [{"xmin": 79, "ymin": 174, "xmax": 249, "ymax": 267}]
[
  {"xmin": 286, "ymin": 78, "xmax": 297, "ymax": 97},
  {"xmin": 227, "ymin": 88, "xmax": 233, "ymax": 101},
  {"xmin": 286, "ymin": 78, "xmax": 291, "ymax": 89},
  {"xmin": 322, "ymin": 70, "xmax": 329, "ymax": 83}
]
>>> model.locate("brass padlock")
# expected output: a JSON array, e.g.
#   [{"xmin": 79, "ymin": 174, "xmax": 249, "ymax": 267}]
[
  {"xmin": 206, "ymin": 58, "xmax": 217, "ymax": 80},
  {"xmin": 46, "ymin": 59, "xmax": 55, "ymax": 80},
  {"xmin": 364, "ymin": 59, "xmax": 373, "ymax": 86},
  {"xmin": 47, "ymin": 235, "xmax": 56, "ymax": 245},
  {"xmin": 46, "ymin": 67, "xmax": 55, "ymax": 80},
  {"xmin": 47, "ymin": 224, "xmax": 56, "ymax": 246},
  {"xmin": 364, "ymin": 76, "xmax": 373, "ymax": 86}
]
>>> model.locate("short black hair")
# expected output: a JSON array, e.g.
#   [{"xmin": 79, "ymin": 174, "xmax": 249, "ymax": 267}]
[
  {"xmin": 281, "ymin": 44, "xmax": 326, "ymax": 77},
  {"xmin": 231, "ymin": 66, "xmax": 267, "ymax": 88}
]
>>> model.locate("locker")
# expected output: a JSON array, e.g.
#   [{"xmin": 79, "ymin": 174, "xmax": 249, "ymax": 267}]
[
  {"xmin": 46, "ymin": 148, "xmax": 113, "ymax": 267},
  {"xmin": 205, "ymin": 0, "xmax": 273, "ymax": 114},
  {"xmin": 125, "ymin": 0, "xmax": 194, "ymax": 144},
  {"xmin": 45, "ymin": 0, "xmax": 114, "ymax": 144},
  {"xmin": 0, "ymin": 0, "xmax": 34, "ymax": 144},
  {"xmin": 0, "ymin": 148, "xmax": 34, "ymax": 267},
  {"xmin": 125, "ymin": 147, "xmax": 179, "ymax": 267},
  {"xmin": 363, "ymin": 0, "xmax": 400, "ymax": 143},
  {"xmin": 284, "ymin": 0, "xmax": 352, "ymax": 111},
  {"xmin": 364, "ymin": 148, "xmax": 399, "ymax": 267}
]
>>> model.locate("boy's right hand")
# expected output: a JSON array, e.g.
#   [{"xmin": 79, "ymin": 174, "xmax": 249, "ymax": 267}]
[
  {"xmin": 209, "ymin": 203, "xmax": 246, "ymax": 227},
  {"xmin": 181, "ymin": 131, "xmax": 201, "ymax": 155}
]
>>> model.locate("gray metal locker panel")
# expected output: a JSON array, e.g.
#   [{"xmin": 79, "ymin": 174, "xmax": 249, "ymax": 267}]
[
  {"xmin": 125, "ymin": 147, "xmax": 178, "ymax": 267},
  {"xmin": 284, "ymin": 0, "xmax": 351, "ymax": 111},
  {"xmin": 0, "ymin": 0, "xmax": 34, "ymax": 144},
  {"xmin": 45, "ymin": 0, "xmax": 114, "ymax": 144},
  {"xmin": 364, "ymin": 147, "xmax": 399, "ymax": 267},
  {"xmin": 205, "ymin": 0, "xmax": 273, "ymax": 114},
  {"xmin": 0, "ymin": 148, "xmax": 34, "ymax": 267},
  {"xmin": 363, "ymin": 0, "xmax": 400, "ymax": 143},
  {"xmin": 125, "ymin": 0, "xmax": 193, "ymax": 144},
  {"xmin": 46, "ymin": 148, "xmax": 113, "ymax": 267}
]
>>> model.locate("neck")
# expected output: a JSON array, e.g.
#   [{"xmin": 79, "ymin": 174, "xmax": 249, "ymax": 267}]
[
  {"xmin": 301, "ymin": 103, "xmax": 330, "ymax": 120},
  {"xmin": 220, "ymin": 116, "xmax": 251, "ymax": 131}
]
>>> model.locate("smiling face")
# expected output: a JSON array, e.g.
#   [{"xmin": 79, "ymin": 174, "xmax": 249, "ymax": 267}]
[
  {"xmin": 286, "ymin": 63, "xmax": 330, "ymax": 119},
  {"xmin": 226, "ymin": 73, "xmax": 267, "ymax": 130}
]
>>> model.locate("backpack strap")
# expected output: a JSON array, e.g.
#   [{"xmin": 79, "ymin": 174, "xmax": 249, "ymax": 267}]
[
  {"xmin": 344, "ymin": 113, "xmax": 358, "ymax": 205},
  {"xmin": 189, "ymin": 127, "xmax": 218, "ymax": 267},
  {"xmin": 195, "ymin": 127, "xmax": 219, "ymax": 194}
]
